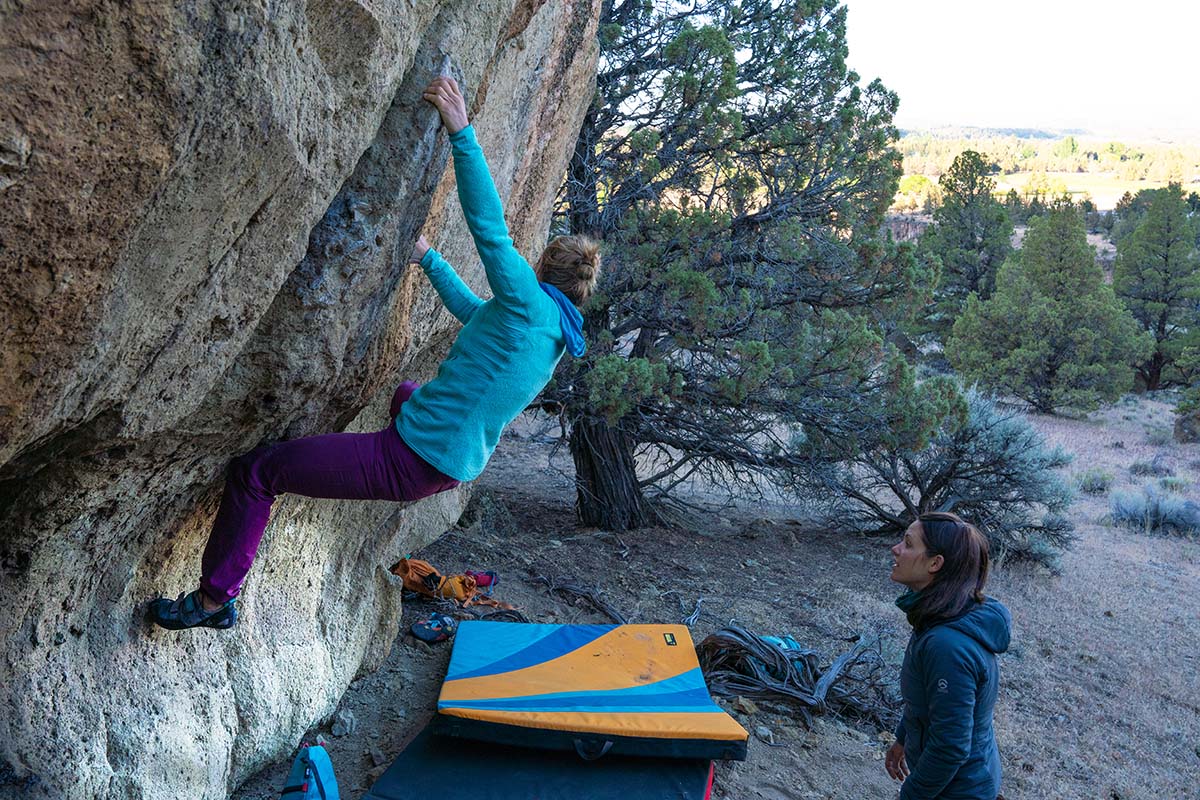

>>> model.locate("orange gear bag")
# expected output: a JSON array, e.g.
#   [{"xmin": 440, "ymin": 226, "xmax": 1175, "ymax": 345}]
[{"xmin": 390, "ymin": 557, "xmax": 514, "ymax": 609}]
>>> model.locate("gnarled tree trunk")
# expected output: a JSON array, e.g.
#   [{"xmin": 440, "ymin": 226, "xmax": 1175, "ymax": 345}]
[{"xmin": 570, "ymin": 413, "xmax": 653, "ymax": 530}]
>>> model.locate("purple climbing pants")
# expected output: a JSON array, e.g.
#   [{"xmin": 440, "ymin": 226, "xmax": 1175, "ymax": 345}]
[{"xmin": 199, "ymin": 381, "xmax": 459, "ymax": 602}]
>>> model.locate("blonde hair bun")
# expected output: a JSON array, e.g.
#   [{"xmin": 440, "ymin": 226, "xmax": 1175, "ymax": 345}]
[{"xmin": 540, "ymin": 234, "xmax": 601, "ymax": 306}]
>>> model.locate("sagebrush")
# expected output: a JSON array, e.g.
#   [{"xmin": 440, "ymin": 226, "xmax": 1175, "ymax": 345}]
[
  {"xmin": 805, "ymin": 387, "xmax": 1076, "ymax": 569},
  {"xmin": 1075, "ymin": 468, "xmax": 1114, "ymax": 495},
  {"xmin": 1110, "ymin": 484, "xmax": 1200, "ymax": 536}
]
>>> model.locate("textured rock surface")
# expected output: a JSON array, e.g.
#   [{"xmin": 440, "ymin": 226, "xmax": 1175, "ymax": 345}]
[{"xmin": 0, "ymin": 1, "xmax": 598, "ymax": 798}]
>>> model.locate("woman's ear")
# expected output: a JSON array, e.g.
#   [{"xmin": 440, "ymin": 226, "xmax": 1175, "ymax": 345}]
[{"xmin": 927, "ymin": 553, "xmax": 945, "ymax": 575}]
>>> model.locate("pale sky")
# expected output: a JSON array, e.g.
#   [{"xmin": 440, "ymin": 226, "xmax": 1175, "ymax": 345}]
[{"xmin": 844, "ymin": 0, "xmax": 1200, "ymax": 138}]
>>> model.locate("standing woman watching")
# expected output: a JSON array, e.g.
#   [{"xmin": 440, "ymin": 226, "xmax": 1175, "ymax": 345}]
[{"xmin": 884, "ymin": 512, "xmax": 1011, "ymax": 800}]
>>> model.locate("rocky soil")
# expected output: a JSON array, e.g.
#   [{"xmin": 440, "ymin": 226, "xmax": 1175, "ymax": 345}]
[{"xmin": 232, "ymin": 397, "xmax": 1200, "ymax": 800}]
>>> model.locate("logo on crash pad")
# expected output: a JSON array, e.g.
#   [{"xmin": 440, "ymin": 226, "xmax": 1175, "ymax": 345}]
[{"xmin": 663, "ymin": 633, "xmax": 677, "ymax": 646}]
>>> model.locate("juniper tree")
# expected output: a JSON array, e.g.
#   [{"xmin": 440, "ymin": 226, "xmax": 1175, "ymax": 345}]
[
  {"xmin": 1111, "ymin": 188, "xmax": 1159, "ymax": 245},
  {"xmin": 1112, "ymin": 183, "xmax": 1200, "ymax": 390},
  {"xmin": 1003, "ymin": 188, "xmax": 1027, "ymax": 225},
  {"xmin": 916, "ymin": 150, "xmax": 1012, "ymax": 338},
  {"xmin": 549, "ymin": 0, "xmax": 927, "ymax": 529},
  {"xmin": 1178, "ymin": 346, "xmax": 1200, "ymax": 443},
  {"xmin": 947, "ymin": 201, "xmax": 1152, "ymax": 413}
]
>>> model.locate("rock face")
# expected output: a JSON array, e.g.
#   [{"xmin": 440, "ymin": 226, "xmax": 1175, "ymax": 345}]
[{"xmin": 0, "ymin": 1, "xmax": 598, "ymax": 798}]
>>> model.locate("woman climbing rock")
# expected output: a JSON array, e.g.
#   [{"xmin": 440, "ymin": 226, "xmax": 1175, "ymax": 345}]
[
  {"xmin": 151, "ymin": 76, "xmax": 599, "ymax": 630},
  {"xmin": 885, "ymin": 511, "xmax": 1011, "ymax": 800}
]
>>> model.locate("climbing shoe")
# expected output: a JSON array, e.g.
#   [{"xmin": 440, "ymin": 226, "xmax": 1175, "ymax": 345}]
[
  {"xmin": 149, "ymin": 590, "xmax": 238, "ymax": 631},
  {"xmin": 411, "ymin": 612, "xmax": 456, "ymax": 643}
]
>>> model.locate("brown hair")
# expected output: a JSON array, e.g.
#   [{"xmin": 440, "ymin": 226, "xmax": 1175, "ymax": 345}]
[
  {"xmin": 906, "ymin": 511, "xmax": 990, "ymax": 630},
  {"xmin": 537, "ymin": 234, "xmax": 600, "ymax": 307}
]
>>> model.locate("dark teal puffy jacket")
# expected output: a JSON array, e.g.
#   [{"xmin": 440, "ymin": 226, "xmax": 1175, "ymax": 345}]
[{"xmin": 897, "ymin": 598, "xmax": 1011, "ymax": 800}]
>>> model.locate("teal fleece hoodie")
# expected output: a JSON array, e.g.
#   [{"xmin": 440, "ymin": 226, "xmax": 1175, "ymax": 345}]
[
  {"xmin": 396, "ymin": 125, "xmax": 584, "ymax": 481},
  {"xmin": 896, "ymin": 597, "xmax": 1011, "ymax": 800}
]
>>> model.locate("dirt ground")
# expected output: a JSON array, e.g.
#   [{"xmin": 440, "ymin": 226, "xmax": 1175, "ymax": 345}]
[{"xmin": 233, "ymin": 397, "xmax": 1200, "ymax": 800}]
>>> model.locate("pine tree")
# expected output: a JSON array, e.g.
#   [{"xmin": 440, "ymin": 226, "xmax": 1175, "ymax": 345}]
[
  {"xmin": 1025, "ymin": 194, "xmax": 1046, "ymax": 220},
  {"xmin": 1177, "ymin": 346, "xmax": 1200, "ymax": 442},
  {"xmin": 1003, "ymin": 188, "xmax": 1027, "ymax": 225},
  {"xmin": 1111, "ymin": 186, "xmax": 1160, "ymax": 245},
  {"xmin": 1112, "ymin": 183, "xmax": 1200, "ymax": 389},
  {"xmin": 918, "ymin": 150, "xmax": 1012, "ymax": 337},
  {"xmin": 948, "ymin": 201, "xmax": 1152, "ymax": 413}
]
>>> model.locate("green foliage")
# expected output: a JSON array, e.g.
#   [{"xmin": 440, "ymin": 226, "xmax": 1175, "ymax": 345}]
[
  {"xmin": 894, "ymin": 174, "xmax": 938, "ymax": 213},
  {"xmin": 1112, "ymin": 183, "xmax": 1200, "ymax": 389},
  {"xmin": 1129, "ymin": 456, "xmax": 1173, "ymax": 477},
  {"xmin": 663, "ymin": 23, "xmax": 738, "ymax": 109},
  {"xmin": 1084, "ymin": 208, "xmax": 1114, "ymax": 236},
  {"xmin": 1145, "ymin": 426, "xmax": 1174, "ymax": 446},
  {"xmin": 928, "ymin": 152, "xmax": 1012, "ymax": 296},
  {"xmin": 1022, "ymin": 171, "xmax": 1068, "ymax": 201},
  {"xmin": 1180, "ymin": 346, "xmax": 1200, "ymax": 416},
  {"xmin": 1159, "ymin": 476, "xmax": 1190, "ymax": 494},
  {"xmin": 801, "ymin": 387, "xmax": 1075, "ymax": 570},
  {"xmin": 915, "ymin": 150, "xmax": 1012, "ymax": 339},
  {"xmin": 796, "ymin": 352, "xmax": 965, "ymax": 466},
  {"xmin": 1111, "ymin": 187, "xmax": 1161, "ymax": 245},
  {"xmin": 1110, "ymin": 484, "xmax": 1200, "ymax": 536},
  {"xmin": 1003, "ymin": 189, "xmax": 1028, "ymax": 225},
  {"xmin": 554, "ymin": 0, "xmax": 920, "ymax": 519},
  {"xmin": 947, "ymin": 201, "xmax": 1152, "ymax": 413},
  {"xmin": 1051, "ymin": 136, "xmax": 1079, "ymax": 159},
  {"xmin": 896, "ymin": 129, "xmax": 1200, "ymax": 182},
  {"xmin": 1026, "ymin": 194, "xmax": 1047, "ymax": 219},
  {"xmin": 1075, "ymin": 468, "xmax": 1114, "ymax": 494},
  {"xmin": 899, "ymin": 174, "xmax": 935, "ymax": 195},
  {"xmin": 586, "ymin": 355, "xmax": 671, "ymax": 423}
]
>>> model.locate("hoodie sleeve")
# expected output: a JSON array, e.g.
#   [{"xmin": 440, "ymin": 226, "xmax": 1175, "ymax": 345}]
[
  {"xmin": 420, "ymin": 248, "xmax": 484, "ymax": 324},
  {"xmin": 899, "ymin": 632, "xmax": 978, "ymax": 800},
  {"xmin": 447, "ymin": 125, "xmax": 540, "ymax": 312}
]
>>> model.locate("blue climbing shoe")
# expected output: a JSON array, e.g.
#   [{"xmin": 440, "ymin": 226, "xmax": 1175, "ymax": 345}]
[
  {"xmin": 411, "ymin": 612, "xmax": 456, "ymax": 643},
  {"xmin": 149, "ymin": 590, "xmax": 238, "ymax": 631}
]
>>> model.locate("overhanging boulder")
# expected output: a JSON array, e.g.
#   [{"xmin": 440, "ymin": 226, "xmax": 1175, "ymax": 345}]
[{"xmin": 0, "ymin": 1, "xmax": 599, "ymax": 797}]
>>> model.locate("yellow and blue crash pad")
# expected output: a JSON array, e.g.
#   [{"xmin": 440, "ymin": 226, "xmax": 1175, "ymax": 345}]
[{"xmin": 434, "ymin": 621, "xmax": 748, "ymax": 760}]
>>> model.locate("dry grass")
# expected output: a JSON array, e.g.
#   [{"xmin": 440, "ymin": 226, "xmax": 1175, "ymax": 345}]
[
  {"xmin": 991, "ymin": 398, "xmax": 1200, "ymax": 798},
  {"xmin": 992, "ymin": 172, "xmax": 1200, "ymax": 212},
  {"xmin": 232, "ymin": 398, "xmax": 1200, "ymax": 800}
]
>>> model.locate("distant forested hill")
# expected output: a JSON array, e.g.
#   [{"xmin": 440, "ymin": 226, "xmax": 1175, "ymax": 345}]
[
  {"xmin": 893, "ymin": 130, "xmax": 1200, "ymax": 210},
  {"xmin": 899, "ymin": 126, "xmax": 1083, "ymax": 140},
  {"xmin": 898, "ymin": 129, "xmax": 1200, "ymax": 181}
]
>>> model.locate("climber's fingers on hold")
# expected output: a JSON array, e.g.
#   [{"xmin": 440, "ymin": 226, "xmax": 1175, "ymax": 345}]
[{"xmin": 423, "ymin": 76, "xmax": 460, "ymax": 99}]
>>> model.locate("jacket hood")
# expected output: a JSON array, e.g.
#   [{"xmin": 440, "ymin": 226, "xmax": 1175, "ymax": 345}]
[
  {"xmin": 943, "ymin": 598, "xmax": 1011, "ymax": 654},
  {"xmin": 540, "ymin": 282, "xmax": 586, "ymax": 357}
]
